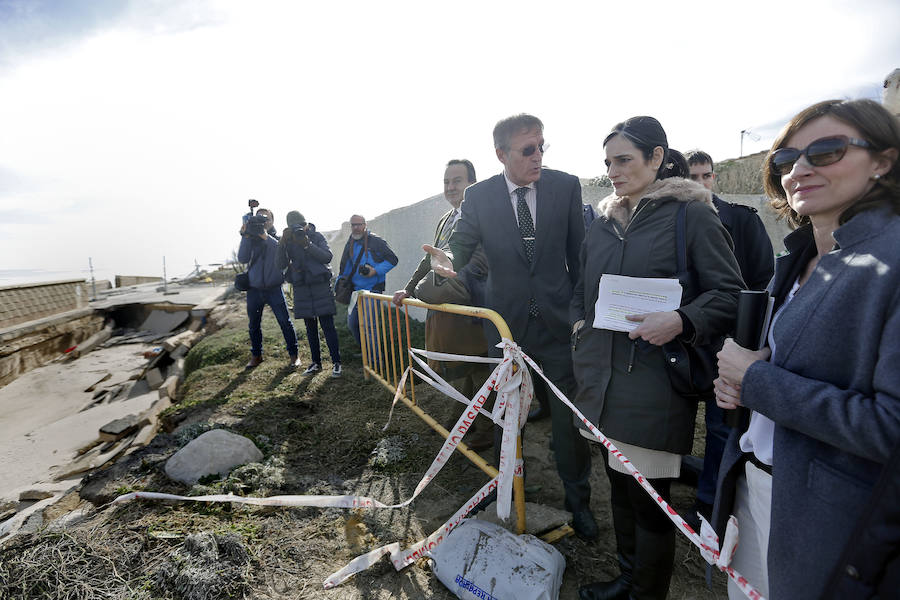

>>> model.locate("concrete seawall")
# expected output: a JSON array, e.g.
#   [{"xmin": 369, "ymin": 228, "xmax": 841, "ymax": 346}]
[{"xmin": 0, "ymin": 279, "xmax": 92, "ymax": 330}]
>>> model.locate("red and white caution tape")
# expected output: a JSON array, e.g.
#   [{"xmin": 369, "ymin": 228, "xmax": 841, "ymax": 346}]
[
  {"xmin": 112, "ymin": 339, "xmax": 761, "ymax": 598},
  {"xmin": 511, "ymin": 347, "xmax": 762, "ymax": 600}
]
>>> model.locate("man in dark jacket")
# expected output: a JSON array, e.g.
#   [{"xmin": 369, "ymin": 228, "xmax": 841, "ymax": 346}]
[
  {"xmin": 682, "ymin": 150, "xmax": 775, "ymax": 528},
  {"xmin": 277, "ymin": 211, "xmax": 341, "ymax": 378},
  {"xmin": 337, "ymin": 215, "xmax": 398, "ymax": 365},
  {"xmin": 440, "ymin": 114, "xmax": 598, "ymax": 541},
  {"xmin": 237, "ymin": 208, "xmax": 299, "ymax": 368}
]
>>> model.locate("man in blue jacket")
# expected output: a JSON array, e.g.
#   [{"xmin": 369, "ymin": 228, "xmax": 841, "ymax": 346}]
[
  {"xmin": 238, "ymin": 208, "xmax": 299, "ymax": 368},
  {"xmin": 337, "ymin": 215, "xmax": 398, "ymax": 365}
]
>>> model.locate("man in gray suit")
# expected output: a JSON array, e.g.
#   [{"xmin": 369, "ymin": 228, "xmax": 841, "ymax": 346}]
[{"xmin": 431, "ymin": 114, "xmax": 597, "ymax": 539}]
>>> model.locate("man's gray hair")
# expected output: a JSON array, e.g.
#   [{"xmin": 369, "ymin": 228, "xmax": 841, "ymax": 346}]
[{"xmin": 493, "ymin": 114, "xmax": 543, "ymax": 151}]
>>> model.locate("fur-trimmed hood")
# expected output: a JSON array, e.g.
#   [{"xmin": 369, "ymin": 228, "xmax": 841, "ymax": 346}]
[{"xmin": 598, "ymin": 177, "xmax": 714, "ymax": 228}]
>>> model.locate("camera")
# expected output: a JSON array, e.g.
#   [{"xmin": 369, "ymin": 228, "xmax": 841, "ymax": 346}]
[
  {"xmin": 245, "ymin": 214, "xmax": 269, "ymax": 237},
  {"xmin": 358, "ymin": 264, "xmax": 374, "ymax": 277}
]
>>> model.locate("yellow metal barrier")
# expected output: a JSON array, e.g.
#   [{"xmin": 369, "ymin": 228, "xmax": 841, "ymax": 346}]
[{"xmin": 355, "ymin": 291, "xmax": 527, "ymax": 535}]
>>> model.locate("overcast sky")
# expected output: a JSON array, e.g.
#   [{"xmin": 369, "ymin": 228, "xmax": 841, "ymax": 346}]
[{"xmin": 1, "ymin": 0, "xmax": 898, "ymax": 283}]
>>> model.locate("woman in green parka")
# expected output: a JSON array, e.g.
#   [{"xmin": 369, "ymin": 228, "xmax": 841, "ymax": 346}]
[{"xmin": 572, "ymin": 116, "xmax": 744, "ymax": 600}]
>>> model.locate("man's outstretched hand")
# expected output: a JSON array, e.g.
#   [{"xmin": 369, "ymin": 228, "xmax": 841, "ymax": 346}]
[{"xmin": 423, "ymin": 244, "xmax": 457, "ymax": 278}]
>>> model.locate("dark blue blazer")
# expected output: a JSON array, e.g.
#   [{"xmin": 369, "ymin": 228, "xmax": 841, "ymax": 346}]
[
  {"xmin": 712, "ymin": 206, "xmax": 900, "ymax": 600},
  {"xmin": 448, "ymin": 168, "xmax": 584, "ymax": 345}
]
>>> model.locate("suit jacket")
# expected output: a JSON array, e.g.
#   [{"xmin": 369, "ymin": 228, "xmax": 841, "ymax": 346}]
[
  {"xmin": 711, "ymin": 206, "xmax": 900, "ymax": 600},
  {"xmin": 448, "ymin": 168, "xmax": 584, "ymax": 345},
  {"xmin": 403, "ymin": 208, "xmax": 457, "ymax": 295}
]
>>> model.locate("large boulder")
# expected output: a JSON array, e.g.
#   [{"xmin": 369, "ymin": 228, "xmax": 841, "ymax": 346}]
[{"xmin": 165, "ymin": 429, "xmax": 263, "ymax": 485}]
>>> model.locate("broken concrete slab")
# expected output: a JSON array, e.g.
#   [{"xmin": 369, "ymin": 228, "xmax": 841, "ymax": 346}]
[
  {"xmin": 474, "ymin": 501, "xmax": 571, "ymax": 537},
  {"xmin": 170, "ymin": 345, "xmax": 188, "ymax": 360},
  {"xmin": 138, "ymin": 310, "xmax": 189, "ymax": 336},
  {"xmin": 0, "ymin": 493, "xmax": 62, "ymax": 540},
  {"xmin": 79, "ymin": 433, "xmax": 178, "ymax": 505},
  {"xmin": 0, "ymin": 503, "xmax": 15, "ymax": 522},
  {"xmin": 84, "ymin": 372, "xmax": 112, "ymax": 393},
  {"xmin": 65, "ymin": 325, "xmax": 114, "ymax": 360},
  {"xmin": 99, "ymin": 414, "xmax": 144, "ymax": 442},
  {"xmin": 19, "ymin": 489, "xmax": 54, "ymax": 501},
  {"xmin": 145, "ymin": 368, "xmax": 164, "ymax": 390},
  {"xmin": 163, "ymin": 330, "xmax": 200, "ymax": 352},
  {"xmin": 160, "ymin": 375, "xmax": 179, "ymax": 400},
  {"xmin": 52, "ymin": 431, "xmax": 139, "ymax": 481},
  {"xmin": 165, "ymin": 429, "xmax": 263, "ymax": 485}
]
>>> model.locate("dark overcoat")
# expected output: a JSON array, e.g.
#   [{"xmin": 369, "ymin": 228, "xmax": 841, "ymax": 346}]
[{"xmin": 570, "ymin": 178, "xmax": 744, "ymax": 454}]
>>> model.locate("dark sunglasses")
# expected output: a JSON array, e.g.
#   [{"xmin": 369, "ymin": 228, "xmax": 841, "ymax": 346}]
[
  {"xmin": 517, "ymin": 143, "xmax": 548, "ymax": 157},
  {"xmin": 771, "ymin": 135, "xmax": 871, "ymax": 175}
]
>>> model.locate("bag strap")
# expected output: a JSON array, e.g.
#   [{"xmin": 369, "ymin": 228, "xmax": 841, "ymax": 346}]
[
  {"xmin": 675, "ymin": 201, "xmax": 700, "ymax": 293},
  {"xmin": 345, "ymin": 232, "xmax": 368, "ymax": 278}
]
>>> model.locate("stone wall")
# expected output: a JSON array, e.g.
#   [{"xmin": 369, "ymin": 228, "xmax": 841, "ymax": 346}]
[
  {"xmin": 715, "ymin": 151, "xmax": 767, "ymax": 195},
  {"xmin": 0, "ymin": 280, "xmax": 90, "ymax": 330},
  {"xmin": 0, "ymin": 310, "xmax": 105, "ymax": 388},
  {"xmin": 115, "ymin": 275, "xmax": 163, "ymax": 288}
]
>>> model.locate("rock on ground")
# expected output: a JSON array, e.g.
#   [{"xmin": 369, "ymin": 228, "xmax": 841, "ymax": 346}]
[{"xmin": 164, "ymin": 429, "xmax": 263, "ymax": 485}]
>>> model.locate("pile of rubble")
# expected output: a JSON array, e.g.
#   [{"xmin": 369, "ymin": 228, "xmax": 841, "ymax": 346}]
[{"xmin": 0, "ymin": 305, "xmax": 216, "ymax": 542}]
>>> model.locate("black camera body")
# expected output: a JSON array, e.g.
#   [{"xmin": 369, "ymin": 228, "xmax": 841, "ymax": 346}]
[
  {"xmin": 245, "ymin": 214, "xmax": 269, "ymax": 237},
  {"xmin": 358, "ymin": 264, "xmax": 374, "ymax": 277}
]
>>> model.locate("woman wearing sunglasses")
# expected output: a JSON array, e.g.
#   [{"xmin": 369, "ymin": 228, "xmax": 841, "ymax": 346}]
[
  {"xmin": 572, "ymin": 116, "xmax": 744, "ymax": 600},
  {"xmin": 711, "ymin": 98, "xmax": 900, "ymax": 600}
]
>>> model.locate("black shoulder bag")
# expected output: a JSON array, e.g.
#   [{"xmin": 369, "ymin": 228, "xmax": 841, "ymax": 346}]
[
  {"xmin": 334, "ymin": 233, "xmax": 367, "ymax": 304},
  {"xmin": 234, "ymin": 241, "xmax": 262, "ymax": 292},
  {"xmin": 662, "ymin": 201, "xmax": 718, "ymax": 400}
]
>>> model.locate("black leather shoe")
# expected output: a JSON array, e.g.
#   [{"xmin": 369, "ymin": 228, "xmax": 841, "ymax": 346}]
[
  {"xmin": 571, "ymin": 509, "xmax": 599, "ymax": 541},
  {"xmin": 578, "ymin": 577, "xmax": 631, "ymax": 600}
]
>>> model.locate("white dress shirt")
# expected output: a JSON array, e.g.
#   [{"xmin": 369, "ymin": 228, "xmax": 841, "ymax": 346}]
[{"xmin": 504, "ymin": 173, "xmax": 537, "ymax": 230}]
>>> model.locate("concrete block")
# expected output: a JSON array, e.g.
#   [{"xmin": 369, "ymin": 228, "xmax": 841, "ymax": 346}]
[
  {"xmin": 99, "ymin": 414, "xmax": 142, "ymax": 442},
  {"xmin": 145, "ymin": 367, "xmax": 164, "ymax": 390},
  {"xmin": 19, "ymin": 489, "xmax": 54, "ymax": 501},
  {"xmin": 161, "ymin": 375, "xmax": 179, "ymax": 400},
  {"xmin": 139, "ymin": 310, "xmax": 189, "ymax": 336}
]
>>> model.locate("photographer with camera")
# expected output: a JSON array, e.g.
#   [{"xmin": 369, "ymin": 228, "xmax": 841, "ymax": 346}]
[
  {"xmin": 276, "ymin": 211, "xmax": 342, "ymax": 377},
  {"xmin": 336, "ymin": 215, "xmax": 398, "ymax": 366},
  {"xmin": 237, "ymin": 201, "xmax": 299, "ymax": 369}
]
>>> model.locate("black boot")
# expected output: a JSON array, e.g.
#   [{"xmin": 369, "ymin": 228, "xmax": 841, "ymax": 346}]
[
  {"xmin": 578, "ymin": 575, "xmax": 631, "ymax": 600},
  {"xmin": 578, "ymin": 501, "xmax": 635, "ymax": 600},
  {"xmin": 630, "ymin": 525, "xmax": 675, "ymax": 600}
]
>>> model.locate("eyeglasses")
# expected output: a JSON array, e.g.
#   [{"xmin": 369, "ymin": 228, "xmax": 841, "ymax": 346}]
[
  {"xmin": 516, "ymin": 143, "xmax": 549, "ymax": 157},
  {"xmin": 771, "ymin": 135, "xmax": 871, "ymax": 175},
  {"xmin": 350, "ymin": 222, "xmax": 366, "ymax": 228}
]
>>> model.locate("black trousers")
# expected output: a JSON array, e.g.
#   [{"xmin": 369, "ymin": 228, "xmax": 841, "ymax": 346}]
[{"xmin": 491, "ymin": 314, "xmax": 592, "ymax": 511}]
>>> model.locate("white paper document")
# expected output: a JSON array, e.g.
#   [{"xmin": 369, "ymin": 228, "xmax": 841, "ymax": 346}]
[{"xmin": 592, "ymin": 275, "xmax": 683, "ymax": 332}]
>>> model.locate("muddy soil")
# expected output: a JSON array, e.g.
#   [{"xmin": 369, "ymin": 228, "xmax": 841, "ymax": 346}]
[{"xmin": 0, "ymin": 295, "xmax": 728, "ymax": 599}]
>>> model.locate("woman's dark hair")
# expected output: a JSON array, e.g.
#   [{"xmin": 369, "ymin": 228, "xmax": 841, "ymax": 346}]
[
  {"xmin": 764, "ymin": 98, "xmax": 900, "ymax": 228},
  {"xmin": 661, "ymin": 148, "xmax": 689, "ymax": 179},
  {"xmin": 603, "ymin": 116, "xmax": 677, "ymax": 180}
]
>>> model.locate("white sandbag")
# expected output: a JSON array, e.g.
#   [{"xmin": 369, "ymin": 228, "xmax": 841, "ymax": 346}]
[{"xmin": 430, "ymin": 519, "xmax": 565, "ymax": 600}]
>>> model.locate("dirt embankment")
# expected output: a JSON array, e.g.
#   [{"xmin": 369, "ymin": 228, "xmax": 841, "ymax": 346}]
[{"xmin": 0, "ymin": 296, "xmax": 728, "ymax": 599}]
